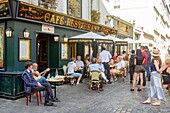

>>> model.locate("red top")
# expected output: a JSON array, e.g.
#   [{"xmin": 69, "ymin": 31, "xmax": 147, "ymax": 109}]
[
  {"xmin": 113, "ymin": 56, "xmax": 117, "ymax": 60},
  {"xmin": 142, "ymin": 51, "xmax": 147, "ymax": 65}
]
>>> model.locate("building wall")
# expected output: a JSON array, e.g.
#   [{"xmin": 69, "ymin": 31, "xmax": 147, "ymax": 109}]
[{"xmin": 107, "ymin": 0, "xmax": 170, "ymax": 62}]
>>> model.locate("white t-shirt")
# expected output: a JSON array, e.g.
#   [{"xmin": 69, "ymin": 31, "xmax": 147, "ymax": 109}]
[
  {"xmin": 67, "ymin": 61, "xmax": 76, "ymax": 74},
  {"xmin": 99, "ymin": 50, "xmax": 112, "ymax": 62}
]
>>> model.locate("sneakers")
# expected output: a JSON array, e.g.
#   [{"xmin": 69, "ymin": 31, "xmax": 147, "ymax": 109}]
[
  {"xmin": 114, "ymin": 78, "xmax": 118, "ymax": 82},
  {"xmin": 137, "ymin": 88, "xmax": 142, "ymax": 92},
  {"xmin": 44, "ymin": 101, "xmax": 54, "ymax": 106}
]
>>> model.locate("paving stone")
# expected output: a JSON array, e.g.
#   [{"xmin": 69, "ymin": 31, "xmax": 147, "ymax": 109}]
[{"xmin": 0, "ymin": 75, "xmax": 170, "ymax": 113}]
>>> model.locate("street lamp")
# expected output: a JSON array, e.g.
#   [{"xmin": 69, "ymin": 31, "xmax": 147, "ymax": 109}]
[
  {"xmin": 63, "ymin": 34, "xmax": 68, "ymax": 42},
  {"xmin": 105, "ymin": 15, "xmax": 112, "ymax": 25}
]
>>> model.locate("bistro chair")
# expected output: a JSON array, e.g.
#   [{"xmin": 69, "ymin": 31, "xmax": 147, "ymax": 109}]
[
  {"xmin": 116, "ymin": 68, "xmax": 125, "ymax": 83},
  {"xmin": 63, "ymin": 65, "xmax": 76, "ymax": 85},
  {"xmin": 26, "ymin": 91, "xmax": 42, "ymax": 106},
  {"xmin": 89, "ymin": 70, "xmax": 101, "ymax": 93}
]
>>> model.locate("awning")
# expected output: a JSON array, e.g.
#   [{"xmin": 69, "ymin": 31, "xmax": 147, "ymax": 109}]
[
  {"xmin": 123, "ymin": 37, "xmax": 135, "ymax": 43},
  {"xmin": 69, "ymin": 32, "xmax": 113, "ymax": 43},
  {"xmin": 105, "ymin": 35, "xmax": 125, "ymax": 42}
]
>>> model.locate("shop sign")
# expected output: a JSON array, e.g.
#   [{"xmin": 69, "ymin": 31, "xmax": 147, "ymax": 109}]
[
  {"xmin": 0, "ymin": 0, "xmax": 10, "ymax": 18},
  {"xmin": 42, "ymin": 24, "xmax": 54, "ymax": 33},
  {"xmin": 17, "ymin": 2, "xmax": 116, "ymax": 35},
  {"xmin": 115, "ymin": 41, "xmax": 128, "ymax": 46}
]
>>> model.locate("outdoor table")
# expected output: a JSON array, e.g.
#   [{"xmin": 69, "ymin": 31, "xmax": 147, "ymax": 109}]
[{"xmin": 46, "ymin": 76, "xmax": 65, "ymax": 99}]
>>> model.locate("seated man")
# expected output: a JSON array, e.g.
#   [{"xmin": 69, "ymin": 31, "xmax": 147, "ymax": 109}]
[
  {"xmin": 22, "ymin": 61, "xmax": 60, "ymax": 106},
  {"xmin": 67, "ymin": 58, "xmax": 82, "ymax": 86},
  {"xmin": 97, "ymin": 59, "xmax": 109, "ymax": 82},
  {"xmin": 88, "ymin": 58, "xmax": 104, "ymax": 91},
  {"xmin": 76, "ymin": 55, "xmax": 84, "ymax": 75},
  {"xmin": 32, "ymin": 63, "xmax": 50, "ymax": 83},
  {"xmin": 110, "ymin": 56, "xmax": 125, "ymax": 81}
]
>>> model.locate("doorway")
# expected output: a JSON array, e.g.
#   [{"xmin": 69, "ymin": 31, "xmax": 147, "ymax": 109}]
[{"xmin": 37, "ymin": 33, "xmax": 49, "ymax": 70}]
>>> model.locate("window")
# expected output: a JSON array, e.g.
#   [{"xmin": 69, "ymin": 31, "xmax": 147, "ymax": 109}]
[
  {"xmin": 113, "ymin": 0, "xmax": 120, "ymax": 9},
  {"xmin": 0, "ymin": 23, "xmax": 4, "ymax": 69},
  {"xmin": 68, "ymin": 0, "xmax": 82, "ymax": 18}
]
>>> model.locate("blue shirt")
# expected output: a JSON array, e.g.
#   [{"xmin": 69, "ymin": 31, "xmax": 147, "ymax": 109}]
[
  {"xmin": 89, "ymin": 63, "xmax": 101, "ymax": 71},
  {"xmin": 76, "ymin": 60, "xmax": 84, "ymax": 67}
]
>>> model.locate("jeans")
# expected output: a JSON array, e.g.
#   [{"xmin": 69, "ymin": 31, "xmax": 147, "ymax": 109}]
[
  {"xmin": 102, "ymin": 62, "xmax": 111, "ymax": 82},
  {"xmin": 31, "ymin": 83, "xmax": 53, "ymax": 103},
  {"xmin": 37, "ymin": 77, "xmax": 49, "ymax": 83},
  {"xmin": 129, "ymin": 66, "xmax": 135, "ymax": 81}
]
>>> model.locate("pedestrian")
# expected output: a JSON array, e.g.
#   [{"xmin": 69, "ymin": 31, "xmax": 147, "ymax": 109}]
[
  {"xmin": 131, "ymin": 49, "xmax": 145, "ymax": 92},
  {"xmin": 144, "ymin": 46, "xmax": 151, "ymax": 81},
  {"xmin": 99, "ymin": 46, "xmax": 112, "ymax": 84},
  {"xmin": 129, "ymin": 50, "xmax": 136, "ymax": 83},
  {"xmin": 143, "ymin": 49, "xmax": 165, "ymax": 106}
]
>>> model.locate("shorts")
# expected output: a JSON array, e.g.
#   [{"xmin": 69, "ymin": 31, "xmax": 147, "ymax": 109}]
[
  {"xmin": 72, "ymin": 73, "xmax": 81, "ymax": 77},
  {"xmin": 134, "ymin": 65, "xmax": 145, "ymax": 73}
]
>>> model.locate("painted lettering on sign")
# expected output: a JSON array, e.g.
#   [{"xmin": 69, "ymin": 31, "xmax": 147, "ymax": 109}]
[{"xmin": 17, "ymin": 2, "xmax": 116, "ymax": 35}]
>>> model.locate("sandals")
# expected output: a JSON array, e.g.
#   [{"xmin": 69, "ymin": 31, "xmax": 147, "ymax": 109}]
[
  {"xmin": 151, "ymin": 102, "xmax": 160, "ymax": 106},
  {"xmin": 130, "ymin": 89, "xmax": 134, "ymax": 92},
  {"xmin": 142, "ymin": 100, "xmax": 151, "ymax": 104},
  {"xmin": 137, "ymin": 88, "xmax": 142, "ymax": 92}
]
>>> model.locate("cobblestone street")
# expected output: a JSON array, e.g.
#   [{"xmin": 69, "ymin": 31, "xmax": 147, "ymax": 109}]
[{"xmin": 1, "ymin": 76, "xmax": 170, "ymax": 113}]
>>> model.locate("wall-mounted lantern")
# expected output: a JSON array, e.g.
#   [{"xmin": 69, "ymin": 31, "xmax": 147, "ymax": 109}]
[
  {"xmin": 63, "ymin": 34, "xmax": 68, "ymax": 42},
  {"xmin": 23, "ymin": 28, "xmax": 30, "ymax": 38},
  {"xmin": 54, "ymin": 36, "xmax": 59, "ymax": 42},
  {"xmin": 5, "ymin": 27, "xmax": 13, "ymax": 38}
]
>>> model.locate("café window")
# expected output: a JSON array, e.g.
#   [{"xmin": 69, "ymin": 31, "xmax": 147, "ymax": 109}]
[
  {"xmin": 68, "ymin": 0, "xmax": 82, "ymax": 18},
  {"xmin": 70, "ymin": 43, "xmax": 76, "ymax": 58},
  {"xmin": 0, "ymin": 23, "xmax": 5, "ymax": 69}
]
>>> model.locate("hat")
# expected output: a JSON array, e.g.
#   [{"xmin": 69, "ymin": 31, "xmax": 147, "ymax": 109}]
[{"xmin": 151, "ymin": 49, "xmax": 160, "ymax": 56}]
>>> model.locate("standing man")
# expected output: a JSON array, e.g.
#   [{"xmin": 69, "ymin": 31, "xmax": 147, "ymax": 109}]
[
  {"xmin": 129, "ymin": 50, "xmax": 136, "ymax": 83},
  {"xmin": 99, "ymin": 46, "xmax": 112, "ymax": 84}
]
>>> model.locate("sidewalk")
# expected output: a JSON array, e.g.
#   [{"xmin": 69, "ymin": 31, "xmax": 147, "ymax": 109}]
[{"xmin": 0, "ymin": 76, "xmax": 170, "ymax": 113}]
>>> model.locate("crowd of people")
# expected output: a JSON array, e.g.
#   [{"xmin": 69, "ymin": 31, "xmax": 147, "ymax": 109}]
[{"xmin": 22, "ymin": 45, "xmax": 170, "ymax": 106}]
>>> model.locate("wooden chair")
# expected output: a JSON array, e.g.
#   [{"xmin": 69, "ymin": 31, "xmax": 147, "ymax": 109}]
[
  {"xmin": 89, "ymin": 70, "xmax": 101, "ymax": 92},
  {"xmin": 26, "ymin": 91, "xmax": 42, "ymax": 106},
  {"xmin": 63, "ymin": 65, "xmax": 76, "ymax": 85}
]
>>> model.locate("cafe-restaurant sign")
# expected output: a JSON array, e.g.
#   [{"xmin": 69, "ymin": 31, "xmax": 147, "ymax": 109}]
[
  {"xmin": 17, "ymin": 2, "xmax": 116, "ymax": 35},
  {"xmin": 0, "ymin": 0, "xmax": 11, "ymax": 18}
]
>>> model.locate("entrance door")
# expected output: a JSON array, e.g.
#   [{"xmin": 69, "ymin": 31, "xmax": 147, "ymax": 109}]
[{"xmin": 37, "ymin": 33, "xmax": 49, "ymax": 70}]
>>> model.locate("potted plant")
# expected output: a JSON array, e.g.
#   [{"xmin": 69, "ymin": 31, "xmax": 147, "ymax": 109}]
[{"xmin": 49, "ymin": 0, "xmax": 58, "ymax": 10}]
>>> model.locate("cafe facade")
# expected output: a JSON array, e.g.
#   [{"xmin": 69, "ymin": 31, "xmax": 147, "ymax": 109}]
[{"xmin": 0, "ymin": 0, "xmax": 117, "ymax": 99}]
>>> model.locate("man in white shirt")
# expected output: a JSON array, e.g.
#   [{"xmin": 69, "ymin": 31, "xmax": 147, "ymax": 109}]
[
  {"xmin": 67, "ymin": 58, "xmax": 82, "ymax": 85},
  {"xmin": 110, "ymin": 56, "xmax": 125, "ymax": 81},
  {"xmin": 99, "ymin": 47, "xmax": 112, "ymax": 84}
]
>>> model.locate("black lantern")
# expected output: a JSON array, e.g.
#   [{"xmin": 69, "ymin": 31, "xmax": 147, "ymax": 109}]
[
  {"xmin": 5, "ymin": 27, "xmax": 13, "ymax": 38},
  {"xmin": 54, "ymin": 36, "xmax": 59, "ymax": 42},
  {"xmin": 63, "ymin": 35, "xmax": 68, "ymax": 42},
  {"xmin": 23, "ymin": 28, "xmax": 30, "ymax": 38}
]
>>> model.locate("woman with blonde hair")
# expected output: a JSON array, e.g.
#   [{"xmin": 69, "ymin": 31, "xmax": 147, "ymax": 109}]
[{"xmin": 143, "ymin": 49, "xmax": 165, "ymax": 106}]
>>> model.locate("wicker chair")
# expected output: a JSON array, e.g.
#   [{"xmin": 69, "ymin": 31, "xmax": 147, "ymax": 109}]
[{"xmin": 89, "ymin": 70, "xmax": 101, "ymax": 92}]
